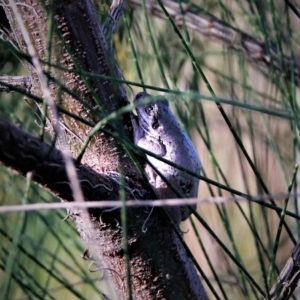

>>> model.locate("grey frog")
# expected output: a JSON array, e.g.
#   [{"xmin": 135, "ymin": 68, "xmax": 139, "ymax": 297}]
[{"xmin": 131, "ymin": 92, "xmax": 201, "ymax": 223}]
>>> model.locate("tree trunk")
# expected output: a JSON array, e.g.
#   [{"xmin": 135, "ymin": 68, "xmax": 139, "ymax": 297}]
[{"xmin": 0, "ymin": 0, "xmax": 208, "ymax": 299}]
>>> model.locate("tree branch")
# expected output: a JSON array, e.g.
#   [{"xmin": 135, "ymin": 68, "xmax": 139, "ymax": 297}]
[
  {"xmin": 128, "ymin": 0, "xmax": 300, "ymax": 87},
  {"xmin": 0, "ymin": 75, "xmax": 31, "ymax": 92},
  {"xmin": 0, "ymin": 117, "xmax": 208, "ymax": 299},
  {"xmin": 268, "ymin": 242, "xmax": 300, "ymax": 300},
  {"xmin": 0, "ymin": 117, "xmax": 121, "ymax": 202},
  {"xmin": 0, "ymin": 0, "xmax": 208, "ymax": 299}
]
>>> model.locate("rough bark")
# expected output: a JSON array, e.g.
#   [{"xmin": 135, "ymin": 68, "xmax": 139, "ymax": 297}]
[{"xmin": 0, "ymin": 0, "xmax": 208, "ymax": 299}]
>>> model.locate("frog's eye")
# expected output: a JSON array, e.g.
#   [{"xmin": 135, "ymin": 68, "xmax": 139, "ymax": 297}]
[{"xmin": 145, "ymin": 105, "xmax": 154, "ymax": 116}]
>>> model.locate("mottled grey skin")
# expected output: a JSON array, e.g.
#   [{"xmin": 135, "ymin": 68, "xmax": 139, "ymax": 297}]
[{"xmin": 131, "ymin": 92, "xmax": 201, "ymax": 223}]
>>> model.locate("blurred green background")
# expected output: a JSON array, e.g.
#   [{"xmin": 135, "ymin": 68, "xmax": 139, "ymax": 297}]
[{"xmin": 1, "ymin": 0, "xmax": 300, "ymax": 299}]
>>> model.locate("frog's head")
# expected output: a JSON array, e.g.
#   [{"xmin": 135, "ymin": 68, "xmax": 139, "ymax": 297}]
[{"xmin": 134, "ymin": 92, "xmax": 169, "ymax": 134}]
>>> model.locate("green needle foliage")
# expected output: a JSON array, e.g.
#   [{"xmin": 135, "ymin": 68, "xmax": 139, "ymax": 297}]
[{"xmin": 1, "ymin": 0, "xmax": 300, "ymax": 299}]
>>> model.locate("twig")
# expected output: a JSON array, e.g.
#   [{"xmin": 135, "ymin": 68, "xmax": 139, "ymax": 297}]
[
  {"xmin": 269, "ymin": 243, "xmax": 300, "ymax": 300},
  {"xmin": 1, "ymin": 192, "xmax": 300, "ymax": 214},
  {"xmin": 103, "ymin": 0, "xmax": 126, "ymax": 40},
  {"xmin": 0, "ymin": 75, "xmax": 31, "ymax": 92}
]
